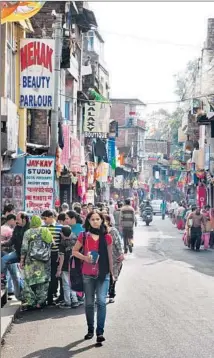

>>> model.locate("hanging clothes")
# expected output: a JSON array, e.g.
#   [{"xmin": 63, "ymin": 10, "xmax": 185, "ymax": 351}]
[{"xmin": 93, "ymin": 139, "xmax": 108, "ymax": 163}]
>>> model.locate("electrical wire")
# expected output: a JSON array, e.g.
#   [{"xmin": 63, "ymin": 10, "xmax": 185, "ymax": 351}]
[{"xmin": 57, "ymin": 91, "xmax": 214, "ymax": 106}]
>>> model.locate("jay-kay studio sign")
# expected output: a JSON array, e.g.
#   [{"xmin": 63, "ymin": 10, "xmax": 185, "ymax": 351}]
[{"xmin": 20, "ymin": 39, "xmax": 55, "ymax": 109}]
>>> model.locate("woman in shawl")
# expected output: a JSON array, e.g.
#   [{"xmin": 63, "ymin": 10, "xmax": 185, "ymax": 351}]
[
  {"xmin": 20, "ymin": 215, "xmax": 53, "ymax": 310},
  {"xmin": 104, "ymin": 214, "xmax": 124, "ymax": 303}
]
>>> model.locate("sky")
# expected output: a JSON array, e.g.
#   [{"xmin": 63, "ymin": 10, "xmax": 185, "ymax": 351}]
[{"xmin": 89, "ymin": 1, "xmax": 214, "ymax": 113}]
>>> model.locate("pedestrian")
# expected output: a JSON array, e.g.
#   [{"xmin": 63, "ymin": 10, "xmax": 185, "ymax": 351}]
[
  {"xmin": 81, "ymin": 204, "xmax": 89, "ymax": 223},
  {"xmin": 61, "ymin": 203, "xmax": 69, "ymax": 213},
  {"xmin": 57, "ymin": 212, "xmax": 66, "ymax": 225},
  {"xmin": 104, "ymin": 214, "xmax": 124, "ymax": 303},
  {"xmin": 72, "ymin": 210, "xmax": 113, "ymax": 343},
  {"xmin": 160, "ymin": 199, "xmax": 167, "ymax": 220},
  {"xmin": 1, "ymin": 214, "xmax": 17, "ymax": 293},
  {"xmin": 109, "ymin": 200, "xmax": 115, "ymax": 216},
  {"xmin": 87, "ymin": 203, "xmax": 93, "ymax": 213},
  {"xmin": 41, "ymin": 210, "xmax": 63, "ymax": 306},
  {"xmin": 209, "ymin": 208, "xmax": 214, "ymax": 248},
  {"xmin": 65, "ymin": 210, "xmax": 85, "ymax": 303},
  {"xmin": 1, "ymin": 204, "xmax": 15, "ymax": 226},
  {"xmin": 20, "ymin": 215, "xmax": 53, "ymax": 310},
  {"xmin": 120, "ymin": 199, "xmax": 136, "ymax": 254},
  {"xmin": 187, "ymin": 207, "xmax": 206, "ymax": 251},
  {"xmin": 1, "ymin": 212, "xmax": 30, "ymax": 298},
  {"xmin": 65, "ymin": 210, "xmax": 84, "ymax": 237},
  {"xmin": 113, "ymin": 202, "xmax": 123, "ymax": 233},
  {"xmin": 56, "ymin": 226, "xmax": 80, "ymax": 308}
]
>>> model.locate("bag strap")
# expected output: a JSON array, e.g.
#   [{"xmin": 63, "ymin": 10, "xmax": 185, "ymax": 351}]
[{"xmin": 82, "ymin": 231, "xmax": 86, "ymax": 249}]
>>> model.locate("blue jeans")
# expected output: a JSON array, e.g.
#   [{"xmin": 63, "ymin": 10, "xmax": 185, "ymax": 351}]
[
  {"xmin": 83, "ymin": 274, "xmax": 110, "ymax": 336},
  {"xmin": 7, "ymin": 271, "xmax": 14, "ymax": 294},
  {"xmin": 61, "ymin": 271, "xmax": 78, "ymax": 305},
  {"xmin": 1, "ymin": 251, "xmax": 19, "ymax": 275}
]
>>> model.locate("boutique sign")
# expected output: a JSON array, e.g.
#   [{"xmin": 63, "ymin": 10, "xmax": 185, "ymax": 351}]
[{"xmin": 20, "ymin": 39, "xmax": 55, "ymax": 109}]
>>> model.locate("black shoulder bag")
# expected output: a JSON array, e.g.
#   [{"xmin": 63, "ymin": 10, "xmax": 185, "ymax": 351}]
[{"xmin": 69, "ymin": 232, "xmax": 86, "ymax": 292}]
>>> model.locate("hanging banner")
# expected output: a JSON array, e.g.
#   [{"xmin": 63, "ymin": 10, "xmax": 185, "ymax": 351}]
[
  {"xmin": 24, "ymin": 156, "xmax": 55, "ymax": 215},
  {"xmin": 108, "ymin": 138, "xmax": 116, "ymax": 169},
  {"xmin": 84, "ymin": 101, "xmax": 110, "ymax": 139},
  {"xmin": 20, "ymin": 38, "xmax": 55, "ymax": 109},
  {"xmin": 70, "ymin": 137, "xmax": 81, "ymax": 173},
  {"xmin": 1, "ymin": 2, "xmax": 45, "ymax": 24},
  {"xmin": 197, "ymin": 184, "xmax": 207, "ymax": 209},
  {"xmin": 61, "ymin": 125, "xmax": 70, "ymax": 166},
  {"xmin": 86, "ymin": 190, "xmax": 95, "ymax": 205}
]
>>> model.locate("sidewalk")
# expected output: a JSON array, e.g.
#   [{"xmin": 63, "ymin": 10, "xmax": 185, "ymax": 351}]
[{"xmin": 1, "ymin": 297, "xmax": 21, "ymax": 342}]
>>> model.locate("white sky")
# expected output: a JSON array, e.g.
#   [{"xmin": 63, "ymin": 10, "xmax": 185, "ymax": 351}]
[{"xmin": 90, "ymin": 1, "xmax": 214, "ymax": 113}]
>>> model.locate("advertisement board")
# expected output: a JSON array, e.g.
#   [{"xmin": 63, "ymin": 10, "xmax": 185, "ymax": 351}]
[
  {"xmin": 24, "ymin": 156, "xmax": 55, "ymax": 215},
  {"xmin": 20, "ymin": 39, "xmax": 55, "ymax": 109}
]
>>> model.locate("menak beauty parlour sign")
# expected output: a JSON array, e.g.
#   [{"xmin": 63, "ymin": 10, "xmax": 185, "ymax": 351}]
[{"xmin": 20, "ymin": 39, "xmax": 55, "ymax": 109}]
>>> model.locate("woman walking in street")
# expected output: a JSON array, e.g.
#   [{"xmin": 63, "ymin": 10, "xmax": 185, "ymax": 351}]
[
  {"xmin": 104, "ymin": 214, "xmax": 124, "ymax": 303},
  {"xmin": 72, "ymin": 210, "xmax": 113, "ymax": 344},
  {"xmin": 20, "ymin": 215, "xmax": 53, "ymax": 310},
  {"xmin": 64, "ymin": 210, "xmax": 85, "ymax": 306}
]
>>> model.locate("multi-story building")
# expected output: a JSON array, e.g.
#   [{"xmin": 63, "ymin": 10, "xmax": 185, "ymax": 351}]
[
  {"xmin": 1, "ymin": 20, "xmax": 33, "ymax": 211},
  {"xmin": 110, "ymin": 99, "xmax": 146, "ymax": 194}
]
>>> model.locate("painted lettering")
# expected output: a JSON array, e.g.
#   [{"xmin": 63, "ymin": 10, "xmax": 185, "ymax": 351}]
[{"xmin": 20, "ymin": 41, "xmax": 53, "ymax": 72}]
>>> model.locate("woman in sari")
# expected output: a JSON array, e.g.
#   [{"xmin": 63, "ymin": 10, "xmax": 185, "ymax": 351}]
[{"xmin": 20, "ymin": 215, "xmax": 53, "ymax": 310}]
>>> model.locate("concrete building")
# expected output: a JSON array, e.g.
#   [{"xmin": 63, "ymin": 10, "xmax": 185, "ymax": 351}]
[{"xmin": 110, "ymin": 98, "xmax": 146, "ymax": 193}]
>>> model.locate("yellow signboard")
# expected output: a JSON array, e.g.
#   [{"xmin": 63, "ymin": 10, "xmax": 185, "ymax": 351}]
[{"xmin": 1, "ymin": 1, "xmax": 45, "ymax": 24}]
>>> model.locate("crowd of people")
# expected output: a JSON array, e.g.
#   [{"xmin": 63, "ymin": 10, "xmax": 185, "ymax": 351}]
[
  {"xmin": 168, "ymin": 200, "xmax": 214, "ymax": 251},
  {"xmin": 1, "ymin": 198, "xmax": 137, "ymax": 343}
]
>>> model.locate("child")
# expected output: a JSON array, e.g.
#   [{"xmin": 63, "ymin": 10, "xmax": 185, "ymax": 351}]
[{"xmin": 56, "ymin": 226, "xmax": 79, "ymax": 308}]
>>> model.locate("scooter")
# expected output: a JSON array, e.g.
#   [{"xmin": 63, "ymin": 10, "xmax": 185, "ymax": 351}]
[{"xmin": 142, "ymin": 210, "xmax": 153, "ymax": 226}]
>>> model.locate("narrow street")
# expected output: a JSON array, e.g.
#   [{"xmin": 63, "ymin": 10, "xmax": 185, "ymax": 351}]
[{"xmin": 2, "ymin": 217, "xmax": 214, "ymax": 358}]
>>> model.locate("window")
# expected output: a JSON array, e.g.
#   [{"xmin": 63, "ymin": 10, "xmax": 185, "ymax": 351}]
[{"xmin": 6, "ymin": 23, "xmax": 16, "ymax": 102}]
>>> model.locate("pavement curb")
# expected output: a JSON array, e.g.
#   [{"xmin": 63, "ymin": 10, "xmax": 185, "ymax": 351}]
[{"xmin": 1, "ymin": 299, "xmax": 21, "ymax": 343}]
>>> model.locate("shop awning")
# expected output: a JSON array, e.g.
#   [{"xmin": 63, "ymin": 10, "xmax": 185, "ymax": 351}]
[{"xmin": 89, "ymin": 88, "xmax": 110, "ymax": 104}]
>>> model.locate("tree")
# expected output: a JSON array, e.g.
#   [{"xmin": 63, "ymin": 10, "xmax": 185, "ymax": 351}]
[{"xmin": 174, "ymin": 59, "xmax": 199, "ymax": 100}]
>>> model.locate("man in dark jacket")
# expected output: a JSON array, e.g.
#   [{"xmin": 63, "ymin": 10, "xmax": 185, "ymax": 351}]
[{"xmin": 1, "ymin": 212, "xmax": 30, "ymax": 276}]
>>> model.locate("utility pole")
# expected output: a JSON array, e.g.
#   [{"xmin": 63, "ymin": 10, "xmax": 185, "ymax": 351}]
[{"xmin": 49, "ymin": 12, "xmax": 63, "ymax": 156}]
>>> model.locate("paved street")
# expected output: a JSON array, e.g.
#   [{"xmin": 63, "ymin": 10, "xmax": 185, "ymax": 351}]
[{"xmin": 2, "ymin": 217, "xmax": 214, "ymax": 358}]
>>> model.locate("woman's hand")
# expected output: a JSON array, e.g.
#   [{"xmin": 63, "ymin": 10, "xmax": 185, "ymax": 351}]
[
  {"xmin": 111, "ymin": 274, "xmax": 116, "ymax": 282},
  {"xmin": 117, "ymin": 254, "xmax": 124, "ymax": 262},
  {"xmin": 56, "ymin": 269, "xmax": 62, "ymax": 278},
  {"xmin": 20, "ymin": 261, "xmax": 25, "ymax": 270},
  {"xmin": 84, "ymin": 254, "xmax": 93, "ymax": 264}
]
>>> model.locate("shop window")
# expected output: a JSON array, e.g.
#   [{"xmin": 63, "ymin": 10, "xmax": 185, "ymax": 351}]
[{"xmin": 7, "ymin": 23, "xmax": 16, "ymax": 103}]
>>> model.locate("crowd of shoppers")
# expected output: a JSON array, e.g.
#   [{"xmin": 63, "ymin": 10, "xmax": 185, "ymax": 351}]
[{"xmin": 1, "ymin": 199, "xmax": 137, "ymax": 344}]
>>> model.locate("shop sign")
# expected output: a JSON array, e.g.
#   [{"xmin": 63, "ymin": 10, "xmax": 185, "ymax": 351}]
[
  {"xmin": 70, "ymin": 137, "xmax": 81, "ymax": 173},
  {"xmin": 24, "ymin": 156, "xmax": 55, "ymax": 215},
  {"xmin": 84, "ymin": 101, "xmax": 110, "ymax": 138},
  {"xmin": 2, "ymin": 173, "xmax": 24, "ymax": 211},
  {"xmin": 20, "ymin": 39, "xmax": 55, "ymax": 109}
]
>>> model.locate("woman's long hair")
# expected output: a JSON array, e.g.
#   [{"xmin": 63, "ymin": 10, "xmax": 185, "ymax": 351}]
[
  {"xmin": 66, "ymin": 210, "xmax": 83, "ymax": 225},
  {"xmin": 84, "ymin": 210, "xmax": 107, "ymax": 234}
]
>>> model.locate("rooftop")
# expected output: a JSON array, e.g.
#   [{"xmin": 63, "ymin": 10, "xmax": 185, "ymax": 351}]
[{"xmin": 110, "ymin": 98, "xmax": 146, "ymax": 106}]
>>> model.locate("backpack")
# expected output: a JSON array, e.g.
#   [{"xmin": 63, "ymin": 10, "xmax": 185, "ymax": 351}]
[
  {"xmin": 69, "ymin": 232, "xmax": 86, "ymax": 292},
  {"xmin": 28, "ymin": 229, "xmax": 51, "ymax": 262}
]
